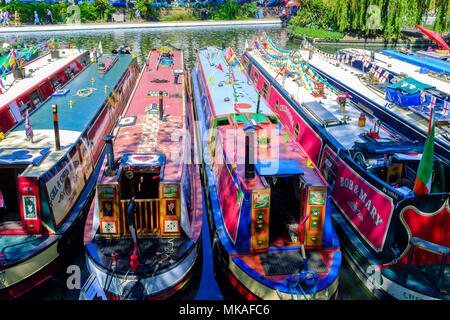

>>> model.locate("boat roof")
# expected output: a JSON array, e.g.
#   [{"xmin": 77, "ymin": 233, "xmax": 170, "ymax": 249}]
[
  {"xmin": 379, "ymin": 49, "xmax": 450, "ymax": 75},
  {"xmin": 198, "ymin": 47, "xmax": 273, "ymax": 117},
  {"xmin": 248, "ymin": 49, "xmax": 397, "ymax": 151},
  {"xmin": 198, "ymin": 47, "xmax": 327, "ymax": 188},
  {"xmin": 0, "ymin": 49, "xmax": 87, "ymax": 107},
  {"xmin": 345, "ymin": 48, "xmax": 450, "ymax": 94},
  {"xmin": 99, "ymin": 49, "xmax": 186, "ymax": 184},
  {"xmin": 0, "ymin": 53, "xmax": 134, "ymax": 177}
]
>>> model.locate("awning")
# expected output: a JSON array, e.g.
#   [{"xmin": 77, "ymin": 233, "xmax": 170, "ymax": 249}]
[
  {"xmin": 388, "ymin": 77, "xmax": 433, "ymax": 94},
  {"xmin": 255, "ymin": 159, "xmax": 304, "ymax": 176}
]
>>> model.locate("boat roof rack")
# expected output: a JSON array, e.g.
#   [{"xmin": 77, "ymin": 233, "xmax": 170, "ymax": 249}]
[{"xmin": 302, "ymin": 101, "xmax": 346, "ymax": 127}]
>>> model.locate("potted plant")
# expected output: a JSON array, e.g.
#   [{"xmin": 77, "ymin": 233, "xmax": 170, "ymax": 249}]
[
  {"xmin": 257, "ymin": 135, "xmax": 271, "ymax": 148},
  {"xmin": 336, "ymin": 93, "xmax": 351, "ymax": 114}
]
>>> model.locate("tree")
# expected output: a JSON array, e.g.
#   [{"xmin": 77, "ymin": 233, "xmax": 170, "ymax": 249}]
[{"xmin": 93, "ymin": 0, "xmax": 109, "ymax": 21}]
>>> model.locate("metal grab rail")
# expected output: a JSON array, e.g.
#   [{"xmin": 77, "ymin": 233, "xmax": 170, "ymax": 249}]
[
  {"xmin": 120, "ymin": 199, "xmax": 160, "ymax": 236},
  {"xmin": 403, "ymin": 237, "xmax": 450, "ymax": 294}
]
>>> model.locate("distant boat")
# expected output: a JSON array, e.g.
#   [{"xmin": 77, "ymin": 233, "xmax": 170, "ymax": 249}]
[
  {"xmin": 192, "ymin": 45, "xmax": 341, "ymax": 300},
  {"xmin": 0, "ymin": 52, "xmax": 139, "ymax": 299},
  {"xmin": 80, "ymin": 47, "xmax": 203, "ymax": 300},
  {"xmin": 243, "ymin": 31, "xmax": 449, "ymax": 300},
  {"xmin": 0, "ymin": 41, "xmax": 91, "ymax": 133}
]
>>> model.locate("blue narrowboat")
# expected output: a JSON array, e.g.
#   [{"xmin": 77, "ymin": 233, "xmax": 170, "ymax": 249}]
[{"xmin": 192, "ymin": 46, "xmax": 341, "ymax": 300}]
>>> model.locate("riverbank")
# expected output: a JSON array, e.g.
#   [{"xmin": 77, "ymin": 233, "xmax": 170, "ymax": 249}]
[{"xmin": 0, "ymin": 18, "xmax": 280, "ymax": 34}]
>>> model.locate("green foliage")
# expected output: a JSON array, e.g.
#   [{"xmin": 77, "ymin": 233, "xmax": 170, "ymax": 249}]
[{"xmin": 287, "ymin": 25, "xmax": 344, "ymax": 41}]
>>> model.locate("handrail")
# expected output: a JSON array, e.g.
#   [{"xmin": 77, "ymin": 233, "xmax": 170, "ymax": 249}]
[
  {"xmin": 404, "ymin": 236, "xmax": 449, "ymax": 294},
  {"xmin": 120, "ymin": 199, "xmax": 160, "ymax": 236}
]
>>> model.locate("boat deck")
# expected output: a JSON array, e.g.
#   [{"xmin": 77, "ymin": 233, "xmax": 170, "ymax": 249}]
[
  {"xmin": 248, "ymin": 50, "xmax": 395, "ymax": 151},
  {"xmin": 232, "ymin": 247, "xmax": 339, "ymax": 283},
  {"xmin": 0, "ymin": 54, "xmax": 134, "ymax": 178},
  {"xmin": 299, "ymin": 49, "xmax": 449, "ymax": 145},
  {"xmin": 0, "ymin": 49, "xmax": 87, "ymax": 107}
]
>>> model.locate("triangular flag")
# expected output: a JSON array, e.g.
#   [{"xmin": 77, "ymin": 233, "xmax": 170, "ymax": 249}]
[
  {"xmin": 217, "ymin": 63, "xmax": 224, "ymax": 72},
  {"xmin": 413, "ymin": 105, "xmax": 435, "ymax": 195},
  {"xmin": 285, "ymin": 131, "xmax": 289, "ymax": 143},
  {"xmin": 209, "ymin": 75, "xmax": 213, "ymax": 84},
  {"xmin": 98, "ymin": 41, "xmax": 103, "ymax": 54}
]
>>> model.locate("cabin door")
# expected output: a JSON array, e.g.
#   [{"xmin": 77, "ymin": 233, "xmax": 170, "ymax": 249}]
[
  {"xmin": 0, "ymin": 167, "xmax": 26, "ymax": 228},
  {"xmin": 266, "ymin": 175, "xmax": 304, "ymax": 245}
]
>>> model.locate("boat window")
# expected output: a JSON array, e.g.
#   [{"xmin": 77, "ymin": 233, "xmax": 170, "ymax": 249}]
[
  {"xmin": 275, "ymin": 99, "xmax": 279, "ymax": 111},
  {"xmin": 50, "ymin": 76, "xmax": 61, "ymax": 89},
  {"xmin": 253, "ymin": 70, "xmax": 259, "ymax": 86},
  {"xmin": 261, "ymin": 82, "xmax": 269, "ymax": 99},
  {"xmin": 29, "ymin": 90, "xmax": 42, "ymax": 106},
  {"xmin": 215, "ymin": 117, "xmax": 230, "ymax": 126},
  {"xmin": 242, "ymin": 57, "xmax": 249, "ymax": 72},
  {"xmin": 294, "ymin": 123, "xmax": 300, "ymax": 139},
  {"xmin": 232, "ymin": 113, "xmax": 247, "ymax": 124},
  {"xmin": 321, "ymin": 152, "xmax": 338, "ymax": 191},
  {"xmin": 250, "ymin": 113, "xmax": 268, "ymax": 123},
  {"xmin": 268, "ymin": 116, "xmax": 278, "ymax": 124}
]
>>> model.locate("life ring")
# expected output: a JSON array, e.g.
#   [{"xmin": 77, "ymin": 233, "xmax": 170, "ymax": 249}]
[{"xmin": 75, "ymin": 87, "xmax": 97, "ymax": 97}]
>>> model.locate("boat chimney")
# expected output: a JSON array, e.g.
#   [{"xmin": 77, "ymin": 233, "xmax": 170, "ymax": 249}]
[
  {"xmin": 103, "ymin": 135, "xmax": 115, "ymax": 173},
  {"xmin": 159, "ymin": 91, "xmax": 164, "ymax": 120},
  {"xmin": 245, "ymin": 131, "xmax": 255, "ymax": 180},
  {"xmin": 256, "ymin": 93, "xmax": 261, "ymax": 113},
  {"xmin": 52, "ymin": 104, "xmax": 61, "ymax": 151}
]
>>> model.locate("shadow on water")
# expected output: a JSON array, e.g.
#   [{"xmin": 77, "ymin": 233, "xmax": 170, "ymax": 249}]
[{"xmin": 7, "ymin": 25, "xmax": 376, "ymax": 300}]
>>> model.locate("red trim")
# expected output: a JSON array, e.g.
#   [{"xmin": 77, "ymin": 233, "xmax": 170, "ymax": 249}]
[{"xmin": 227, "ymin": 270, "xmax": 259, "ymax": 300}]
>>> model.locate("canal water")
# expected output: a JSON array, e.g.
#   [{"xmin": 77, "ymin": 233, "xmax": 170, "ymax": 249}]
[{"xmin": 5, "ymin": 24, "xmax": 375, "ymax": 300}]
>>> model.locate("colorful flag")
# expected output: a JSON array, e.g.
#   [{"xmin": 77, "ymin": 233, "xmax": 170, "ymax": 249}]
[
  {"xmin": 285, "ymin": 131, "xmax": 289, "ymax": 143},
  {"xmin": 413, "ymin": 104, "xmax": 435, "ymax": 195},
  {"xmin": 25, "ymin": 110, "xmax": 34, "ymax": 141},
  {"xmin": 429, "ymin": 96, "xmax": 436, "ymax": 108},
  {"xmin": 379, "ymin": 71, "xmax": 389, "ymax": 83},
  {"xmin": 0, "ymin": 188, "xmax": 5, "ymax": 208},
  {"xmin": 443, "ymin": 101, "xmax": 449, "ymax": 117},
  {"xmin": 209, "ymin": 75, "xmax": 213, "ymax": 84},
  {"xmin": 420, "ymin": 91, "xmax": 426, "ymax": 104},
  {"xmin": 217, "ymin": 63, "xmax": 224, "ymax": 72}
]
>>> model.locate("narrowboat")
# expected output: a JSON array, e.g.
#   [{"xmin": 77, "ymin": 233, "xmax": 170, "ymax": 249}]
[
  {"xmin": 192, "ymin": 46, "xmax": 341, "ymax": 300},
  {"xmin": 243, "ymin": 31, "xmax": 449, "ymax": 300},
  {"xmin": 296, "ymin": 40, "xmax": 450, "ymax": 161},
  {"xmin": 0, "ymin": 41, "xmax": 91, "ymax": 133},
  {"xmin": 0, "ymin": 51, "xmax": 139, "ymax": 299},
  {"xmin": 81, "ymin": 46, "xmax": 203, "ymax": 300}
]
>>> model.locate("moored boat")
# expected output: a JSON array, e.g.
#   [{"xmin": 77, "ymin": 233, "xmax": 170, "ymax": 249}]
[
  {"xmin": 80, "ymin": 46, "xmax": 203, "ymax": 300},
  {"xmin": 243, "ymin": 31, "xmax": 450, "ymax": 300},
  {"xmin": 297, "ymin": 40, "xmax": 450, "ymax": 161},
  {"xmin": 0, "ymin": 51, "xmax": 139, "ymax": 299},
  {"xmin": 0, "ymin": 40, "xmax": 91, "ymax": 133},
  {"xmin": 192, "ymin": 46, "xmax": 341, "ymax": 300}
]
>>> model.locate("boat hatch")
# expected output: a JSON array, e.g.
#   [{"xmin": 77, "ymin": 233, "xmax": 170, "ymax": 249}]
[
  {"xmin": 302, "ymin": 101, "xmax": 346, "ymax": 127},
  {"xmin": 250, "ymin": 160, "xmax": 327, "ymax": 251},
  {"xmin": 97, "ymin": 153, "xmax": 181, "ymax": 238},
  {"xmin": 0, "ymin": 167, "xmax": 27, "ymax": 234}
]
